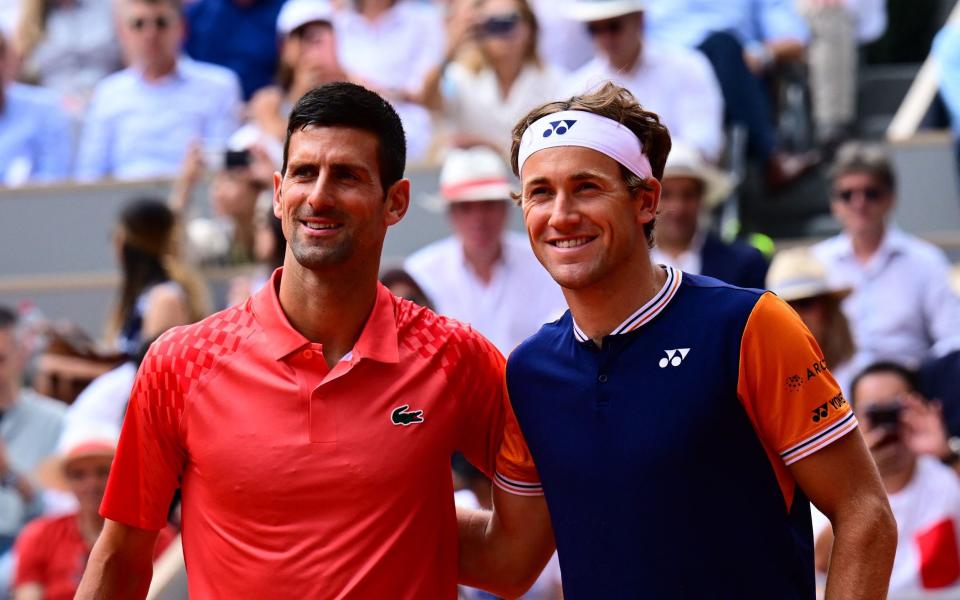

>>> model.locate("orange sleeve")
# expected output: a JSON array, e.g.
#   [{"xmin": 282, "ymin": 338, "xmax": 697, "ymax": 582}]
[
  {"xmin": 738, "ymin": 293, "xmax": 858, "ymax": 467},
  {"xmin": 493, "ymin": 390, "xmax": 543, "ymax": 497}
]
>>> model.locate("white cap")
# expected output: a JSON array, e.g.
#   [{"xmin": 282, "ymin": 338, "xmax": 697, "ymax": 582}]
[
  {"xmin": 277, "ymin": 0, "xmax": 335, "ymax": 36},
  {"xmin": 422, "ymin": 147, "xmax": 514, "ymax": 211},
  {"xmin": 766, "ymin": 247, "xmax": 851, "ymax": 303},
  {"xmin": 36, "ymin": 421, "xmax": 120, "ymax": 491},
  {"xmin": 567, "ymin": 0, "xmax": 645, "ymax": 22},
  {"xmin": 662, "ymin": 142, "xmax": 733, "ymax": 208}
]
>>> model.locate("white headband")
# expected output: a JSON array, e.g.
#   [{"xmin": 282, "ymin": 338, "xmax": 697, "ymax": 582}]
[{"xmin": 517, "ymin": 110, "xmax": 653, "ymax": 180}]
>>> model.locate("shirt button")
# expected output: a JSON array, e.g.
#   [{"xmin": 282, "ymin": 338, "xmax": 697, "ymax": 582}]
[
  {"xmin": 302, "ymin": 349, "xmax": 314, "ymax": 359},
  {"xmin": 598, "ymin": 374, "xmax": 608, "ymax": 383}
]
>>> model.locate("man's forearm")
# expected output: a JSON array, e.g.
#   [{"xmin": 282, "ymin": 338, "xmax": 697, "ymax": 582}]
[
  {"xmin": 75, "ymin": 545, "xmax": 154, "ymax": 600},
  {"xmin": 824, "ymin": 495, "xmax": 897, "ymax": 600}
]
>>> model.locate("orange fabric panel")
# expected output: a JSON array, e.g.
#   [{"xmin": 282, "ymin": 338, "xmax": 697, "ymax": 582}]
[{"xmin": 737, "ymin": 293, "xmax": 857, "ymax": 509}]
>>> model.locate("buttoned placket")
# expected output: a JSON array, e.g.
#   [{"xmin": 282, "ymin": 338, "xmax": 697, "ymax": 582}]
[{"xmin": 286, "ymin": 343, "xmax": 362, "ymax": 444}]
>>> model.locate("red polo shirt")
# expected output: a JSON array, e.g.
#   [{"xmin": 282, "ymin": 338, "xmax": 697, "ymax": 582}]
[{"xmin": 101, "ymin": 269, "xmax": 541, "ymax": 599}]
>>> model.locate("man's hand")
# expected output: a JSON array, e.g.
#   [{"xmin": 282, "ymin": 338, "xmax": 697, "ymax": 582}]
[{"xmin": 901, "ymin": 394, "xmax": 952, "ymax": 459}]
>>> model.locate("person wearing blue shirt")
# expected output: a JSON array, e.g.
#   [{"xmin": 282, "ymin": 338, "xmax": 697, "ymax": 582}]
[
  {"xmin": 184, "ymin": 0, "xmax": 286, "ymax": 100},
  {"xmin": 0, "ymin": 31, "xmax": 72, "ymax": 186},
  {"xmin": 457, "ymin": 81, "xmax": 897, "ymax": 599},
  {"xmin": 75, "ymin": 0, "xmax": 242, "ymax": 181}
]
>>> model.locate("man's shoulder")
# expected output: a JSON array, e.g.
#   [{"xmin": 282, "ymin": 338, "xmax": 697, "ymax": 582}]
[
  {"xmin": 914, "ymin": 455, "xmax": 960, "ymax": 502},
  {"xmin": 18, "ymin": 388, "xmax": 67, "ymax": 421},
  {"xmin": 404, "ymin": 236, "xmax": 459, "ymax": 272},
  {"xmin": 179, "ymin": 57, "xmax": 242, "ymax": 90},
  {"xmin": 18, "ymin": 512, "xmax": 74, "ymax": 542},
  {"xmin": 507, "ymin": 314, "xmax": 569, "ymax": 366},
  {"xmin": 91, "ymin": 68, "xmax": 138, "ymax": 96},
  {"xmin": 890, "ymin": 229, "xmax": 950, "ymax": 266},
  {"xmin": 394, "ymin": 299, "xmax": 500, "ymax": 361},
  {"xmin": 6, "ymin": 82, "xmax": 61, "ymax": 110}
]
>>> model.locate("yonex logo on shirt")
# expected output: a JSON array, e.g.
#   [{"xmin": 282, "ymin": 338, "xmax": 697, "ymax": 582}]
[
  {"xmin": 543, "ymin": 120, "xmax": 577, "ymax": 138},
  {"xmin": 658, "ymin": 348, "xmax": 690, "ymax": 368}
]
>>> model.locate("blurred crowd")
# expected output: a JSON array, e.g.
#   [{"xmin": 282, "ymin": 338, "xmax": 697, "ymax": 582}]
[{"xmin": 2, "ymin": 0, "xmax": 960, "ymax": 598}]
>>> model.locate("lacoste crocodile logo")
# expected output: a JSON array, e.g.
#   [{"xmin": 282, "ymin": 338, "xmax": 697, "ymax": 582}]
[{"xmin": 391, "ymin": 405, "xmax": 424, "ymax": 426}]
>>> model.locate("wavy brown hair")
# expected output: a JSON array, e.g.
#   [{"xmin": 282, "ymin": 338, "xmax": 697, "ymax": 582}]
[{"xmin": 509, "ymin": 82, "xmax": 672, "ymax": 245}]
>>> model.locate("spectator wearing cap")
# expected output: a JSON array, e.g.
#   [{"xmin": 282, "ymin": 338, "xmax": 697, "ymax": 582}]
[
  {"xmin": 246, "ymin": 0, "xmax": 344, "ymax": 150},
  {"xmin": 651, "ymin": 141, "xmax": 769, "ymax": 289},
  {"xmin": 75, "ymin": 0, "xmax": 242, "ymax": 181},
  {"xmin": 334, "ymin": 0, "xmax": 444, "ymax": 161},
  {"xmin": 404, "ymin": 146, "xmax": 565, "ymax": 353},
  {"xmin": 0, "ymin": 306, "xmax": 64, "ymax": 557},
  {"xmin": 0, "ymin": 29, "xmax": 72, "ymax": 186},
  {"xmin": 13, "ymin": 422, "xmax": 176, "ymax": 600},
  {"xmin": 562, "ymin": 0, "xmax": 725, "ymax": 162},
  {"xmin": 767, "ymin": 246, "xmax": 858, "ymax": 395},
  {"xmin": 814, "ymin": 362, "xmax": 960, "ymax": 596},
  {"xmin": 183, "ymin": 0, "xmax": 286, "ymax": 100},
  {"xmin": 420, "ymin": 0, "xmax": 566, "ymax": 157},
  {"xmin": 812, "ymin": 142, "xmax": 960, "ymax": 370}
]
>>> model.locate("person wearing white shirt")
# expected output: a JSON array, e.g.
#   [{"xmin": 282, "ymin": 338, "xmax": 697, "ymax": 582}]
[
  {"xmin": 814, "ymin": 363, "xmax": 960, "ymax": 596},
  {"xmin": 812, "ymin": 142, "xmax": 960, "ymax": 370},
  {"xmin": 75, "ymin": 0, "xmax": 242, "ymax": 181},
  {"xmin": 335, "ymin": 0, "xmax": 444, "ymax": 162},
  {"xmin": 404, "ymin": 146, "xmax": 565, "ymax": 354},
  {"xmin": 561, "ymin": 0, "xmax": 724, "ymax": 162}
]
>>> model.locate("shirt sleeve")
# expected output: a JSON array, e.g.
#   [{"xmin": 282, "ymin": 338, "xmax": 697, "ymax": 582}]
[
  {"xmin": 737, "ymin": 292, "xmax": 858, "ymax": 467},
  {"xmin": 452, "ymin": 328, "xmax": 542, "ymax": 497},
  {"xmin": 757, "ymin": 0, "xmax": 810, "ymax": 43},
  {"xmin": 922, "ymin": 251, "xmax": 960, "ymax": 358},
  {"xmin": 12, "ymin": 519, "xmax": 47, "ymax": 587},
  {"xmin": 100, "ymin": 332, "xmax": 189, "ymax": 531},
  {"xmin": 75, "ymin": 87, "xmax": 113, "ymax": 181}
]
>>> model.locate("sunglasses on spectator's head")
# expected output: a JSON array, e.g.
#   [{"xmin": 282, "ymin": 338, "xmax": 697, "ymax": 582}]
[
  {"xmin": 129, "ymin": 15, "xmax": 170, "ymax": 31},
  {"xmin": 832, "ymin": 186, "xmax": 887, "ymax": 203},
  {"xmin": 587, "ymin": 18, "xmax": 624, "ymax": 36}
]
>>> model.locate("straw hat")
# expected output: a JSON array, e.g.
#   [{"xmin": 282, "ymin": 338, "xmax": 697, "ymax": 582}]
[
  {"xmin": 662, "ymin": 142, "xmax": 734, "ymax": 208},
  {"xmin": 421, "ymin": 147, "xmax": 515, "ymax": 212},
  {"xmin": 277, "ymin": 0, "xmax": 335, "ymax": 36},
  {"xmin": 567, "ymin": 0, "xmax": 645, "ymax": 21},
  {"xmin": 767, "ymin": 247, "xmax": 851, "ymax": 303},
  {"xmin": 37, "ymin": 422, "xmax": 119, "ymax": 491}
]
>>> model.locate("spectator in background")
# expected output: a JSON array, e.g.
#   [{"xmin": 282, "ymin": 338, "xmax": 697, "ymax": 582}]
[
  {"xmin": 644, "ymin": 0, "xmax": 818, "ymax": 186},
  {"xmin": 184, "ymin": 0, "xmax": 286, "ymax": 100},
  {"xmin": 766, "ymin": 246, "xmax": 858, "ymax": 395},
  {"xmin": 528, "ymin": 0, "xmax": 592, "ymax": 71},
  {"xmin": 13, "ymin": 423, "xmax": 175, "ymax": 600},
  {"xmin": 563, "ymin": 0, "xmax": 725, "ymax": 162},
  {"xmin": 75, "ymin": 0, "xmax": 242, "ymax": 181},
  {"xmin": 815, "ymin": 362, "xmax": 960, "ymax": 596},
  {"xmin": 812, "ymin": 142, "xmax": 960, "ymax": 370},
  {"xmin": 421, "ymin": 0, "xmax": 565, "ymax": 156},
  {"xmin": 245, "ymin": 0, "xmax": 344, "ymax": 156},
  {"xmin": 379, "ymin": 268, "xmax": 433, "ymax": 309},
  {"xmin": 933, "ymin": 21, "xmax": 960, "ymax": 155},
  {"xmin": 0, "ymin": 29, "xmax": 72, "ymax": 185},
  {"xmin": 797, "ymin": 0, "xmax": 887, "ymax": 148},
  {"xmin": 0, "ymin": 306, "xmax": 64, "ymax": 562},
  {"xmin": 226, "ymin": 203, "xmax": 286, "ymax": 306},
  {"xmin": 651, "ymin": 141, "xmax": 769, "ymax": 289},
  {"xmin": 404, "ymin": 146, "xmax": 565, "ymax": 354},
  {"xmin": 107, "ymin": 198, "xmax": 209, "ymax": 356},
  {"xmin": 335, "ymin": 0, "xmax": 445, "ymax": 161},
  {"xmin": 14, "ymin": 0, "xmax": 122, "ymax": 115}
]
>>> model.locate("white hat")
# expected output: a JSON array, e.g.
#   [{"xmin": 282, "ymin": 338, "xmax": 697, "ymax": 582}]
[
  {"xmin": 766, "ymin": 247, "xmax": 852, "ymax": 303},
  {"xmin": 277, "ymin": 0, "xmax": 335, "ymax": 36},
  {"xmin": 422, "ymin": 147, "xmax": 514, "ymax": 212},
  {"xmin": 662, "ymin": 142, "xmax": 733, "ymax": 208},
  {"xmin": 36, "ymin": 421, "xmax": 120, "ymax": 491},
  {"xmin": 567, "ymin": 0, "xmax": 645, "ymax": 22}
]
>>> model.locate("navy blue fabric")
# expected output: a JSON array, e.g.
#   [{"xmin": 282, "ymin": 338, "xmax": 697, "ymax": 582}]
[
  {"xmin": 184, "ymin": 0, "xmax": 285, "ymax": 100},
  {"xmin": 507, "ymin": 274, "xmax": 815, "ymax": 599},
  {"xmin": 700, "ymin": 233, "xmax": 770, "ymax": 290}
]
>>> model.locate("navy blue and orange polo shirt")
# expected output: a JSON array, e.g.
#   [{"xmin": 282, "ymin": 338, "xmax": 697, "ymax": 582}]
[{"xmin": 506, "ymin": 266, "xmax": 856, "ymax": 599}]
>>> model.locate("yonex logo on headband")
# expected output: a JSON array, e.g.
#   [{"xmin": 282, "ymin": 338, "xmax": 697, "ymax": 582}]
[
  {"xmin": 543, "ymin": 120, "xmax": 577, "ymax": 138},
  {"xmin": 518, "ymin": 110, "xmax": 653, "ymax": 180}
]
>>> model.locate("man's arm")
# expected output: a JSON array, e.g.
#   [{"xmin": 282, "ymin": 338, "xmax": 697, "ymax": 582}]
[
  {"xmin": 458, "ymin": 486, "xmax": 555, "ymax": 599},
  {"xmin": 75, "ymin": 519, "xmax": 161, "ymax": 600},
  {"xmin": 790, "ymin": 431, "xmax": 897, "ymax": 600}
]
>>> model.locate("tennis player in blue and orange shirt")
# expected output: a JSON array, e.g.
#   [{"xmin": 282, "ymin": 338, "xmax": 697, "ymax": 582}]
[{"xmin": 459, "ymin": 82, "xmax": 898, "ymax": 599}]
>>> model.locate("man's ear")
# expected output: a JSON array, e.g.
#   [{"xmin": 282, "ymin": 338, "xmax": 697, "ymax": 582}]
[
  {"xmin": 634, "ymin": 178, "xmax": 661, "ymax": 230},
  {"xmin": 272, "ymin": 171, "xmax": 283, "ymax": 219},
  {"xmin": 384, "ymin": 179, "xmax": 411, "ymax": 227}
]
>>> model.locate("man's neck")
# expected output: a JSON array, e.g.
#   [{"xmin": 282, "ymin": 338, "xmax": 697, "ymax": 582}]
[
  {"xmin": 850, "ymin": 226, "xmax": 886, "ymax": 264},
  {"xmin": 655, "ymin": 230, "xmax": 696, "ymax": 258},
  {"xmin": 609, "ymin": 39, "xmax": 642, "ymax": 73},
  {"xmin": 139, "ymin": 58, "xmax": 177, "ymax": 82},
  {"xmin": 0, "ymin": 386, "xmax": 16, "ymax": 413},
  {"xmin": 881, "ymin": 455, "xmax": 916, "ymax": 495},
  {"xmin": 77, "ymin": 510, "xmax": 105, "ymax": 546},
  {"xmin": 360, "ymin": 0, "xmax": 393, "ymax": 21},
  {"xmin": 278, "ymin": 261, "xmax": 379, "ymax": 369},
  {"xmin": 565, "ymin": 254, "xmax": 665, "ymax": 347},
  {"xmin": 463, "ymin": 243, "xmax": 503, "ymax": 286}
]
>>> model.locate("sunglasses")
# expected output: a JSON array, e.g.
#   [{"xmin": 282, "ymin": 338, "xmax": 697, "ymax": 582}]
[
  {"xmin": 833, "ymin": 186, "xmax": 887, "ymax": 203},
  {"xmin": 479, "ymin": 13, "xmax": 520, "ymax": 37},
  {"xmin": 128, "ymin": 15, "xmax": 171, "ymax": 31},
  {"xmin": 586, "ymin": 18, "xmax": 624, "ymax": 37}
]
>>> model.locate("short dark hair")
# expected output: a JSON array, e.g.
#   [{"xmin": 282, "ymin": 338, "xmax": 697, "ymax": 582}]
[
  {"xmin": 510, "ymin": 82, "xmax": 671, "ymax": 246},
  {"xmin": 850, "ymin": 361, "xmax": 918, "ymax": 407},
  {"xmin": 126, "ymin": 0, "xmax": 183, "ymax": 13},
  {"xmin": 828, "ymin": 141, "xmax": 896, "ymax": 192},
  {"xmin": 281, "ymin": 82, "xmax": 406, "ymax": 192},
  {"xmin": 0, "ymin": 305, "xmax": 17, "ymax": 332}
]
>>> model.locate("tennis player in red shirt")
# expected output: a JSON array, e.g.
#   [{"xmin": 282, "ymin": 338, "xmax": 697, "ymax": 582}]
[{"xmin": 75, "ymin": 82, "xmax": 553, "ymax": 599}]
